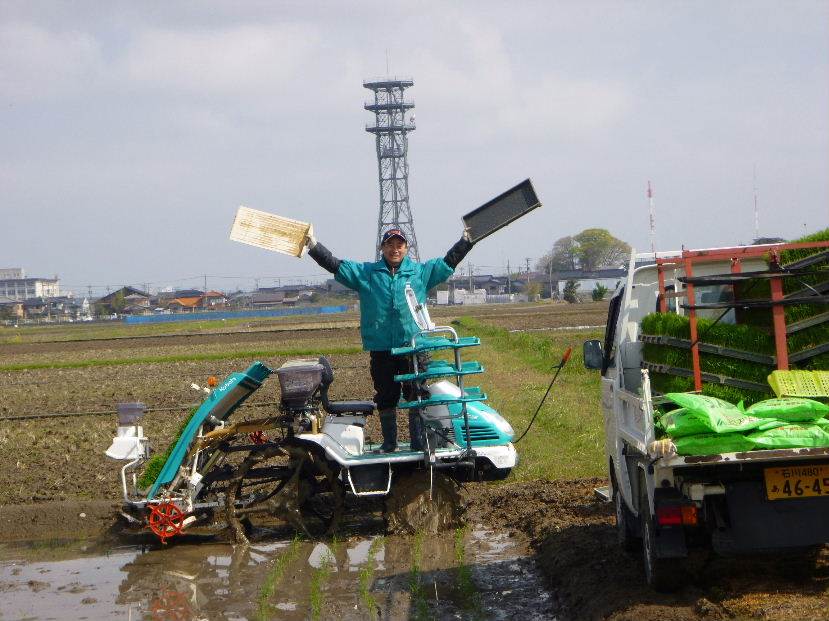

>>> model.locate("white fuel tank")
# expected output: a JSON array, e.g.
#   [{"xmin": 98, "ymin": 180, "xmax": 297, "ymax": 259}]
[{"xmin": 322, "ymin": 415, "xmax": 366, "ymax": 456}]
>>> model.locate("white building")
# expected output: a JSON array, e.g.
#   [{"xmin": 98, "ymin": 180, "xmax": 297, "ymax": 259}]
[{"xmin": 0, "ymin": 273, "xmax": 60, "ymax": 300}]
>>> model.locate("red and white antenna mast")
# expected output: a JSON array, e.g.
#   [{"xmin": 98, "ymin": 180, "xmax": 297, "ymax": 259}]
[{"xmin": 647, "ymin": 180, "xmax": 656, "ymax": 253}]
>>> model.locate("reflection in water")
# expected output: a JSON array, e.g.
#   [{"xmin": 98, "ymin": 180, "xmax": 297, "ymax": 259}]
[{"xmin": 0, "ymin": 528, "xmax": 555, "ymax": 620}]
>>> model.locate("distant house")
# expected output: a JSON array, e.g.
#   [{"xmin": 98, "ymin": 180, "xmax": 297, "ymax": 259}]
[
  {"xmin": 200, "ymin": 291, "xmax": 228, "ymax": 309},
  {"xmin": 97, "ymin": 287, "xmax": 150, "ymax": 315},
  {"xmin": 0, "ymin": 296, "xmax": 24, "ymax": 319},
  {"xmin": 447, "ymin": 274, "xmax": 508, "ymax": 296},
  {"xmin": 250, "ymin": 292, "xmax": 286, "ymax": 307},
  {"xmin": 22, "ymin": 297, "xmax": 49, "ymax": 318},
  {"xmin": 227, "ymin": 292, "xmax": 252, "ymax": 308},
  {"xmin": 167, "ymin": 296, "xmax": 203, "ymax": 312},
  {"xmin": 274, "ymin": 284, "xmax": 318, "ymax": 300}
]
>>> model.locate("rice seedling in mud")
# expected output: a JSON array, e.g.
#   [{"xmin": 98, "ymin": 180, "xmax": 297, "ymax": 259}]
[
  {"xmin": 309, "ymin": 536, "xmax": 339, "ymax": 621},
  {"xmin": 453, "ymin": 526, "xmax": 481, "ymax": 613},
  {"xmin": 358, "ymin": 536, "xmax": 385, "ymax": 621},
  {"xmin": 452, "ymin": 317, "xmax": 605, "ymax": 481},
  {"xmin": 256, "ymin": 536, "xmax": 302, "ymax": 621},
  {"xmin": 408, "ymin": 530, "xmax": 430, "ymax": 621}
]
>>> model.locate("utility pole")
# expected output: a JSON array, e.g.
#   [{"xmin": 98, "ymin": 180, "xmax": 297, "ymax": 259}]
[
  {"xmin": 203, "ymin": 274, "xmax": 207, "ymax": 293},
  {"xmin": 525, "ymin": 258, "xmax": 531, "ymax": 285},
  {"xmin": 506, "ymin": 260, "xmax": 511, "ymax": 295},
  {"xmin": 468, "ymin": 263, "xmax": 474, "ymax": 291},
  {"xmin": 254, "ymin": 278, "xmax": 260, "ymax": 291}
]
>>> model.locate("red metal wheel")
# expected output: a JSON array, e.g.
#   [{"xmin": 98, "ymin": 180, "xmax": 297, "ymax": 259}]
[
  {"xmin": 148, "ymin": 502, "xmax": 184, "ymax": 543},
  {"xmin": 249, "ymin": 430, "xmax": 268, "ymax": 445}
]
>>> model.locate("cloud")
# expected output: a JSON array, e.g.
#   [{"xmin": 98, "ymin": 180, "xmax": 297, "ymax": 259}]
[
  {"xmin": 124, "ymin": 24, "xmax": 320, "ymax": 94},
  {"xmin": 0, "ymin": 22, "xmax": 102, "ymax": 102},
  {"xmin": 409, "ymin": 14, "xmax": 632, "ymax": 144}
]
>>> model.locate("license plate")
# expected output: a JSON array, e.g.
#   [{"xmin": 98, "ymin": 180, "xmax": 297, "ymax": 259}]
[{"xmin": 764, "ymin": 464, "xmax": 829, "ymax": 500}]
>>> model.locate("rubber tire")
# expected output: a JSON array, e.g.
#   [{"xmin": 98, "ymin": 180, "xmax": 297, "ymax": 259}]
[
  {"xmin": 614, "ymin": 483, "xmax": 639, "ymax": 552},
  {"xmin": 639, "ymin": 475, "xmax": 683, "ymax": 592}
]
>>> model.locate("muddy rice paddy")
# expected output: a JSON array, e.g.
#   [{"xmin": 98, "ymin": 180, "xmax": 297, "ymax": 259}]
[{"xmin": 2, "ymin": 302, "xmax": 828, "ymax": 620}]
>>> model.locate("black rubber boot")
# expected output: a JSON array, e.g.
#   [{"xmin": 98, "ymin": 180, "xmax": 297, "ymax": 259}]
[
  {"xmin": 409, "ymin": 410, "xmax": 424, "ymax": 451},
  {"xmin": 379, "ymin": 409, "xmax": 398, "ymax": 453}
]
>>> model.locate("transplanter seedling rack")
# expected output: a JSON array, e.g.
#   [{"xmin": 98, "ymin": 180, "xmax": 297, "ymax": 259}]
[{"xmin": 391, "ymin": 327, "xmax": 486, "ymax": 466}]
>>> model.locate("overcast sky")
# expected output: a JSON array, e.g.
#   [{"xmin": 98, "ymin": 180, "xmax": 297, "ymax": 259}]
[{"xmin": 2, "ymin": 1, "xmax": 828, "ymax": 295}]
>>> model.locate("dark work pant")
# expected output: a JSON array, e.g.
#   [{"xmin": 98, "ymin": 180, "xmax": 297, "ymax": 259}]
[{"xmin": 369, "ymin": 350, "xmax": 430, "ymax": 410}]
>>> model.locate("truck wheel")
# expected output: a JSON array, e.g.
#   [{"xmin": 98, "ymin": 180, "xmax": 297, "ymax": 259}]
[
  {"xmin": 613, "ymin": 484, "xmax": 639, "ymax": 552},
  {"xmin": 639, "ymin": 479, "xmax": 683, "ymax": 592}
]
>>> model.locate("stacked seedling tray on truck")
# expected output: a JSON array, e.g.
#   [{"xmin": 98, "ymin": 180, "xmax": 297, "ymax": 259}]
[{"xmin": 641, "ymin": 229, "xmax": 829, "ymax": 406}]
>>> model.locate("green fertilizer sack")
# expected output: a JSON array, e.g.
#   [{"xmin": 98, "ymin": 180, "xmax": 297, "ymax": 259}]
[
  {"xmin": 673, "ymin": 433, "xmax": 755, "ymax": 456},
  {"xmin": 748, "ymin": 424, "xmax": 829, "ymax": 449},
  {"xmin": 746, "ymin": 398, "xmax": 829, "ymax": 422},
  {"xmin": 661, "ymin": 393, "xmax": 764, "ymax": 437}
]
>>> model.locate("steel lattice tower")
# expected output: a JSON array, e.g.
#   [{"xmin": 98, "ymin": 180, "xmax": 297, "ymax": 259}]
[{"xmin": 364, "ymin": 78, "xmax": 420, "ymax": 261}]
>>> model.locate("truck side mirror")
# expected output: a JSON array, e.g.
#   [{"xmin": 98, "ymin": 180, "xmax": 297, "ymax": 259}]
[{"xmin": 583, "ymin": 340, "xmax": 604, "ymax": 370}]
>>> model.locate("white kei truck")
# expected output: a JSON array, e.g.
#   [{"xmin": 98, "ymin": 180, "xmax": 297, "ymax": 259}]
[{"xmin": 582, "ymin": 240, "xmax": 829, "ymax": 590}]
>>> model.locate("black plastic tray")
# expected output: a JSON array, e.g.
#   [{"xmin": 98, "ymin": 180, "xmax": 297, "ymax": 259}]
[{"xmin": 462, "ymin": 178, "xmax": 541, "ymax": 243}]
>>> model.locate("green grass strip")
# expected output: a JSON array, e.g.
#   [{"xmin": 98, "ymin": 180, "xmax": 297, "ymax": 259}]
[
  {"xmin": 358, "ymin": 536, "xmax": 385, "ymax": 621},
  {"xmin": 452, "ymin": 316, "xmax": 605, "ymax": 481},
  {"xmin": 0, "ymin": 346, "xmax": 362, "ymax": 372},
  {"xmin": 256, "ymin": 536, "xmax": 303, "ymax": 621}
]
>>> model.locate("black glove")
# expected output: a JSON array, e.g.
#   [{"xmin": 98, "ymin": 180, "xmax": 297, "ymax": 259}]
[
  {"xmin": 308, "ymin": 241, "xmax": 342, "ymax": 274},
  {"xmin": 444, "ymin": 234, "xmax": 474, "ymax": 269}
]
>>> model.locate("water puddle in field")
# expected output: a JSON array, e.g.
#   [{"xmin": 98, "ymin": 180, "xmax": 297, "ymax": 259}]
[{"xmin": 0, "ymin": 527, "xmax": 556, "ymax": 620}]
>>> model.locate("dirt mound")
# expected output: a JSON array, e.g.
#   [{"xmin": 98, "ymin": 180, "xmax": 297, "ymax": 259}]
[
  {"xmin": 384, "ymin": 469, "xmax": 464, "ymax": 535},
  {"xmin": 0, "ymin": 500, "xmax": 120, "ymax": 543},
  {"xmin": 466, "ymin": 478, "xmax": 829, "ymax": 621}
]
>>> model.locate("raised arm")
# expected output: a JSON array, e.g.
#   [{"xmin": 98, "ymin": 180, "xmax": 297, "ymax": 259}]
[
  {"xmin": 306, "ymin": 236, "xmax": 363, "ymax": 291},
  {"xmin": 443, "ymin": 231, "xmax": 474, "ymax": 269},
  {"xmin": 306, "ymin": 235, "xmax": 341, "ymax": 275}
]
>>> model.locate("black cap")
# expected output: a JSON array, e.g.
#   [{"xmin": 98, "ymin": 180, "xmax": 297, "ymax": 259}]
[{"xmin": 381, "ymin": 228, "xmax": 408, "ymax": 244}]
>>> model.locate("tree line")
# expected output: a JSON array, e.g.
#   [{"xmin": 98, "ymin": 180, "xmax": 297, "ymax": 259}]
[
  {"xmin": 536, "ymin": 228, "xmax": 631, "ymax": 273},
  {"xmin": 537, "ymin": 228, "xmax": 630, "ymax": 303}
]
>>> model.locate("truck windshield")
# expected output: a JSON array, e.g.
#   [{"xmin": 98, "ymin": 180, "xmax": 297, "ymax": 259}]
[{"xmin": 602, "ymin": 286, "xmax": 624, "ymax": 374}]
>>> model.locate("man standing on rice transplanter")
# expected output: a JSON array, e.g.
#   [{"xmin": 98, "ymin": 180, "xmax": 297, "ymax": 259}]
[{"xmin": 304, "ymin": 227, "xmax": 474, "ymax": 452}]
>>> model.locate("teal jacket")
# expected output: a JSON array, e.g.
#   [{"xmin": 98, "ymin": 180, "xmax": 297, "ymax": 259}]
[{"xmin": 335, "ymin": 255, "xmax": 454, "ymax": 351}]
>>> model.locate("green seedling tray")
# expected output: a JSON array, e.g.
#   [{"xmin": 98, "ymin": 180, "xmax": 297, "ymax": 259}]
[{"xmin": 393, "ymin": 360, "xmax": 484, "ymax": 382}]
